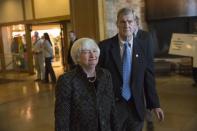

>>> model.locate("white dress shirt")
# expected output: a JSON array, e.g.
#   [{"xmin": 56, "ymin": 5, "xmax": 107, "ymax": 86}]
[{"xmin": 118, "ymin": 35, "xmax": 134, "ymax": 60}]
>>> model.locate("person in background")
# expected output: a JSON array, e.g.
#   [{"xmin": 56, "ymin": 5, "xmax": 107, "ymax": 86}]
[
  {"xmin": 42, "ymin": 33, "xmax": 56, "ymax": 83},
  {"xmin": 54, "ymin": 43, "xmax": 60, "ymax": 61},
  {"xmin": 192, "ymin": 43, "xmax": 197, "ymax": 87},
  {"xmin": 32, "ymin": 31, "xmax": 45, "ymax": 81},
  {"xmin": 190, "ymin": 22, "xmax": 197, "ymax": 87},
  {"xmin": 98, "ymin": 7, "xmax": 164, "ymax": 131},
  {"xmin": 55, "ymin": 38, "xmax": 118, "ymax": 131},
  {"xmin": 67, "ymin": 31, "xmax": 77, "ymax": 70},
  {"xmin": 11, "ymin": 37, "xmax": 18, "ymax": 53}
]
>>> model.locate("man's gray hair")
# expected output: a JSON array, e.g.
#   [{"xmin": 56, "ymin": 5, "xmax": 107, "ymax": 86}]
[
  {"xmin": 71, "ymin": 38, "xmax": 100, "ymax": 64},
  {"xmin": 117, "ymin": 7, "xmax": 137, "ymax": 21}
]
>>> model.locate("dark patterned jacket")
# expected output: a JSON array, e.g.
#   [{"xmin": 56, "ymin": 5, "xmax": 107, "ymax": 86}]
[{"xmin": 55, "ymin": 66, "xmax": 118, "ymax": 131}]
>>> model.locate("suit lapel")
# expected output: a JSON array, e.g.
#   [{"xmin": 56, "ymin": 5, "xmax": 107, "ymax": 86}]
[
  {"xmin": 110, "ymin": 39, "xmax": 122, "ymax": 77},
  {"xmin": 96, "ymin": 69, "xmax": 104, "ymax": 92},
  {"xmin": 95, "ymin": 69, "xmax": 106, "ymax": 105},
  {"xmin": 132, "ymin": 37, "xmax": 144, "ymax": 83}
]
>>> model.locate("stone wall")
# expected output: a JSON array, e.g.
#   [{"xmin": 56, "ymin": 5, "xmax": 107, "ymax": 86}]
[{"xmin": 104, "ymin": 0, "xmax": 148, "ymax": 38}]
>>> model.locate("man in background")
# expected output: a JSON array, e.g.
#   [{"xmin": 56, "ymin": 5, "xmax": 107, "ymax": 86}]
[
  {"xmin": 192, "ymin": 43, "xmax": 197, "ymax": 87},
  {"xmin": 67, "ymin": 31, "xmax": 77, "ymax": 70},
  {"xmin": 32, "ymin": 31, "xmax": 45, "ymax": 81}
]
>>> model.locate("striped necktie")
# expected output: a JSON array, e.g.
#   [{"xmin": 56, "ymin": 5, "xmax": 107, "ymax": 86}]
[{"xmin": 122, "ymin": 42, "xmax": 132, "ymax": 101}]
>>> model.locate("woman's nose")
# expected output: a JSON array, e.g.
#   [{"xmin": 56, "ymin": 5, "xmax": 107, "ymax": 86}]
[{"xmin": 89, "ymin": 51, "xmax": 94, "ymax": 56}]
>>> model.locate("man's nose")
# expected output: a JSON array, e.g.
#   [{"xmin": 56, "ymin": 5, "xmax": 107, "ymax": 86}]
[{"xmin": 125, "ymin": 21, "xmax": 130, "ymax": 26}]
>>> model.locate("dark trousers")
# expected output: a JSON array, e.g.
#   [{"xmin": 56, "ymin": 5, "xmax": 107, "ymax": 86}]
[
  {"xmin": 192, "ymin": 67, "xmax": 197, "ymax": 83},
  {"xmin": 116, "ymin": 100, "xmax": 144, "ymax": 131},
  {"xmin": 45, "ymin": 57, "xmax": 56, "ymax": 82}
]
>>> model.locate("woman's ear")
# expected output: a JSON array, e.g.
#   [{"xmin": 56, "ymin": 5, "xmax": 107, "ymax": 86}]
[{"xmin": 76, "ymin": 57, "xmax": 80, "ymax": 65}]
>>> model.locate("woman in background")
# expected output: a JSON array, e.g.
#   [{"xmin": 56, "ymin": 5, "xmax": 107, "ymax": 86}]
[{"xmin": 43, "ymin": 32, "xmax": 56, "ymax": 83}]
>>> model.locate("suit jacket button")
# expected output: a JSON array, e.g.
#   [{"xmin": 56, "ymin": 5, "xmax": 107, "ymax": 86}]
[{"xmin": 115, "ymin": 97, "xmax": 120, "ymax": 102}]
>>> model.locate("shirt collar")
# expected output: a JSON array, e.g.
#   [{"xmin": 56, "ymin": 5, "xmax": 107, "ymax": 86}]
[
  {"xmin": 134, "ymin": 28, "xmax": 138, "ymax": 38},
  {"xmin": 118, "ymin": 35, "xmax": 133, "ymax": 47}
]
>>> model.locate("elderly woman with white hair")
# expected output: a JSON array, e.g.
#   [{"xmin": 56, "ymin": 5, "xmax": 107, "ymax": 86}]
[{"xmin": 55, "ymin": 38, "xmax": 118, "ymax": 131}]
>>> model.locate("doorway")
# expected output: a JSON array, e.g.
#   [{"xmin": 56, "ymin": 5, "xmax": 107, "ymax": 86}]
[
  {"xmin": 0, "ymin": 25, "xmax": 27, "ymax": 72},
  {"xmin": 0, "ymin": 21, "xmax": 70, "ymax": 73},
  {"xmin": 31, "ymin": 24, "xmax": 63, "ymax": 69}
]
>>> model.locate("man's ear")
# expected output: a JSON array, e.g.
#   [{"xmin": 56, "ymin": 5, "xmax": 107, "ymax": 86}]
[{"xmin": 116, "ymin": 20, "xmax": 118, "ymax": 26}]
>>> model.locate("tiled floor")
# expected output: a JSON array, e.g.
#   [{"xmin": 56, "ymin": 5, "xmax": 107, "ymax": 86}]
[
  {"xmin": 153, "ymin": 75, "xmax": 197, "ymax": 131},
  {"xmin": 0, "ymin": 68, "xmax": 197, "ymax": 131}
]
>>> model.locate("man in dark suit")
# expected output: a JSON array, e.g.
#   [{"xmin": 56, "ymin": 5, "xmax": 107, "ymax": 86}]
[
  {"xmin": 98, "ymin": 8, "xmax": 164, "ymax": 131},
  {"xmin": 67, "ymin": 31, "xmax": 77, "ymax": 70}
]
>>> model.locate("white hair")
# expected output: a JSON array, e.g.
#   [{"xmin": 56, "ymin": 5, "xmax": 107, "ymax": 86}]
[{"xmin": 70, "ymin": 38, "xmax": 100, "ymax": 64}]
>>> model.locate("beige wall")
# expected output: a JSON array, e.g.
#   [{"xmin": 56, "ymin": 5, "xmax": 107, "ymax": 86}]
[
  {"xmin": 24, "ymin": 0, "xmax": 33, "ymax": 20},
  {"xmin": 0, "ymin": 0, "xmax": 24, "ymax": 23},
  {"xmin": 0, "ymin": 0, "xmax": 70, "ymax": 24},
  {"xmin": 34, "ymin": 0, "xmax": 70, "ymax": 19}
]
